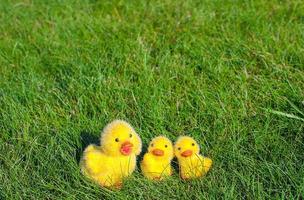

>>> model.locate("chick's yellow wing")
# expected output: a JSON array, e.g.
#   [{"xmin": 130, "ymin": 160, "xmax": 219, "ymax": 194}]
[
  {"xmin": 82, "ymin": 145, "xmax": 109, "ymax": 175},
  {"xmin": 140, "ymin": 154, "xmax": 155, "ymax": 177},
  {"xmin": 194, "ymin": 155, "xmax": 212, "ymax": 176}
]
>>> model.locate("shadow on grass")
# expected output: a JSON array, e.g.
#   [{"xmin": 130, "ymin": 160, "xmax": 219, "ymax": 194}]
[
  {"xmin": 171, "ymin": 157, "xmax": 180, "ymax": 174},
  {"xmin": 0, "ymin": 191, "xmax": 4, "ymax": 200},
  {"xmin": 136, "ymin": 144, "xmax": 148, "ymax": 170},
  {"xmin": 76, "ymin": 131, "xmax": 99, "ymax": 163}
]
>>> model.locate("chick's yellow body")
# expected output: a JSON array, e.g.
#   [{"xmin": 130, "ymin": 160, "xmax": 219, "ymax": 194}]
[
  {"xmin": 81, "ymin": 145, "xmax": 136, "ymax": 187},
  {"xmin": 179, "ymin": 155, "xmax": 212, "ymax": 179},
  {"xmin": 140, "ymin": 136, "xmax": 174, "ymax": 180},
  {"xmin": 174, "ymin": 136, "xmax": 212, "ymax": 180},
  {"xmin": 141, "ymin": 153, "xmax": 172, "ymax": 180},
  {"xmin": 80, "ymin": 120, "xmax": 142, "ymax": 188}
]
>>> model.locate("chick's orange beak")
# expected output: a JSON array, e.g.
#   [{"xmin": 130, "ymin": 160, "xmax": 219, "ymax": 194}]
[
  {"xmin": 120, "ymin": 141, "xmax": 133, "ymax": 156},
  {"xmin": 152, "ymin": 149, "xmax": 164, "ymax": 156},
  {"xmin": 181, "ymin": 150, "xmax": 192, "ymax": 157}
]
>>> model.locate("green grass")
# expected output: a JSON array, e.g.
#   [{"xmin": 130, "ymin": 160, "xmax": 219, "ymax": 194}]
[{"xmin": 0, "ymin": 0, "xmax": 304, "ymax": 199}]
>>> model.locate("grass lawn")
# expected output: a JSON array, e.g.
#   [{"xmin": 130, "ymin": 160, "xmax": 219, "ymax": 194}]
[{"xmin": 0, "ymin": 0, "xmax": 304, "ymax": 199}]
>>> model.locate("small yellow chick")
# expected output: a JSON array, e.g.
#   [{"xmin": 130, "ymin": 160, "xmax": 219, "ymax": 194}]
[
  {"xmin": 140, "ymin": 136, "xmax": 174, "ymax": 180},
  {"xmin": 174, "ymin": 136, "xmax": 212, "ymax": 180},
  {"xmin": 80, "ymin": 120, "xmax": 142, "ymax": 188}
]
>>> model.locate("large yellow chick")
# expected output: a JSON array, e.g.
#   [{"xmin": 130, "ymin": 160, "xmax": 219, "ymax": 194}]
[
  {"xmin": 140, "ymin": 136, "xmax": 174, "ymax": 180},
  {"xmin": 174, "ymin": 136, "xmax": 212, "ymax": 180},
  {"xmin": 80, "ymin": 120, "xmax": 142, "ymax": 188}
]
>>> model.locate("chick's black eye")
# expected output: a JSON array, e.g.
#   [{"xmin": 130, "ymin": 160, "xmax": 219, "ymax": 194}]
[
  {"xmin": 129, "ymin": 134, "xmax": 132, "ymax": 138},
  {"xmin": 151, "ymin": 143, "xmax": 154, "ymax": 147},
  {"xmin": 115, "ymin": 138, "xmax": 119, "ymax": 142},
  {"xmin": 165, "ymin": 145, "xmax": 168, "ymax": 148},
  {"xmin": 178, "ymin": 147, "xmax": 181, "ymax": 150},
  {"xmin": 192, "ymin": 143, "xmax": 195, "ymax": 146}
]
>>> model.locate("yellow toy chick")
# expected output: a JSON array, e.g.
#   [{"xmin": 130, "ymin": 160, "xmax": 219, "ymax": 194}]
[
  {"xmin": 80, "ymin": 120, "xmax": 142, "ymax": 188},
  {"xmin": 140, "ymin": 136, "xmax": 174, "ymax": 180},
  {"xmin": 174, "ymin": 136, "xmax": 212, "ymax": 180}
]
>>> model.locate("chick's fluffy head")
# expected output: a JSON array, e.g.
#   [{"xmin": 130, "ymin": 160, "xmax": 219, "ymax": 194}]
[
  {"xmin": 100, "ymin": 120, "xmax": 142, "ymax": 156},
  {"xmin": 148, "ymin": 136, "xmax": 173, "ymax": 160},
  {"xmin": 174, "ymin": 136, "xmax": 200, "ymax": 159}
]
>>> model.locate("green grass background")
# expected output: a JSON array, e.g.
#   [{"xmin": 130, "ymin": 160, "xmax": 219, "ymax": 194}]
[{"xmin": 0, "ymin": 0, "xmax": 303, "ymax": 199}]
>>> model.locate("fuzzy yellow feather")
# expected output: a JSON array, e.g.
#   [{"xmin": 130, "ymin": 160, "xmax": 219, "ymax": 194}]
[
  {"xmin": 174, "ymin": 136, "xmax": 212, "ymax": 180},
  {"xmin": 140, "ymin": 136, "xmax": 174, "ymax": 180},
  {"xmin": 80, "ymin": 120, "xmax": 142, "ymax": 188}
]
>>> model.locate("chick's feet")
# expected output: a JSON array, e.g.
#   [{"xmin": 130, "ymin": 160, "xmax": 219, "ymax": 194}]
[
  {"xmin": 112, "ymin": 181, "xmax": 123, "ymax": 190},
  {"xmin": 152, "ymin": 176, "xmax": 163, "ymax": 181}
]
